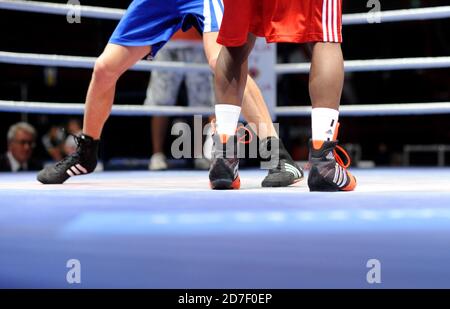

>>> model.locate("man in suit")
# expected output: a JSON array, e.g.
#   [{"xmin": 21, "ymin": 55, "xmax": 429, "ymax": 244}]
[{"xmin": 0, "ymin": 122, "xmax": 42, "ymax": 172}]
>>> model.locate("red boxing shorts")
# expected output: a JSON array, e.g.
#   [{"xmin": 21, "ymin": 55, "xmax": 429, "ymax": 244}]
[{"xmin": 217, "ymin": 0, "xmax": 343, "ymax": 47}]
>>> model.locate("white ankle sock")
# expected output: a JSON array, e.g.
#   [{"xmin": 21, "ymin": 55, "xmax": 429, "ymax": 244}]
[
  {"xmin": 215, "ymin": 104, "xmax": 241, "ymax": 136},
  {"xmin": 311, "ymin": 108, "xmax": 339, "ymax": 141}
]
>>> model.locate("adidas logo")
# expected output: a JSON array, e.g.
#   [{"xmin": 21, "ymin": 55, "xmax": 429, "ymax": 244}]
[
  {"xmin": 326, "ymin": 151, "xmax": 335, "ymax": 160},
  {"xmin": 66, "ymin": 164, "xmax": 88, "ymax": 177}
]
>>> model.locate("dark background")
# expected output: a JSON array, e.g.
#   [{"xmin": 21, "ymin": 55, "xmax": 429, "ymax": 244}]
[{"xmin": 0, "ymin": 0, "xmax": 449, "ymax": 166}]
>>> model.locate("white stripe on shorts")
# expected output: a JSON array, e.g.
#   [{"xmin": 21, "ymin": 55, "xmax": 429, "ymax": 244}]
[
  {"xmin": 328, "ymin": 0, "xmax": 333, "ymax": 42},
  {"xmin": 203, "ymin": 0, "xmax": 212, "ymax": 32},
  {"xmin": 322, "ymin": 0, "xmax": 328, "ymax": 42},
  {"xmin": 333, "ymin": 0, "xmax": 338, "ymax": 42},
  {"xmin": 211, "ymin": 0, "xmax": 223, "ymax": 28},
  {"xmin": 203, "ymin": 0, "xmax": 223, "ymax": 32}
]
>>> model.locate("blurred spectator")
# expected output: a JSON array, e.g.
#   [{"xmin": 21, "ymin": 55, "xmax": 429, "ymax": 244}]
[
  {"xmin": 42, "ymin": 125, "xmax": 65, "ymax": 161},
  {"xmin": 144, "ymin": 28, "xmax": 213, "ymax": 170},
  {"xmin": 64, "ymin": 118, "xmax": 83, "ymax": 155},
  {"xmin": 0, "ymin": 122, "xmax": 42, "ymax": 172}
]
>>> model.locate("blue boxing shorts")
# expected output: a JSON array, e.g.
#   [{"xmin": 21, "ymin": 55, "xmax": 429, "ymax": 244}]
[{"xmin": 109, "ymin": 0, "xmax": 224, "ymax": 57}]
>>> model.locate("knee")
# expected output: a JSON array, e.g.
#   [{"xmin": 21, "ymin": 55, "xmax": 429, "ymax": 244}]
[
  {"xmin": 92, "ymin": 57, "xmax": 120, "ymax": 83},
  {"xmin": 208, "ymin": 57, "xmax": 217, "ymax": 71}
]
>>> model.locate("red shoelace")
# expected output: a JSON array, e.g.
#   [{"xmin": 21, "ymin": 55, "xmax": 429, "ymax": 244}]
[{"xmin": 334, "ymin": 144, "xmax": 351, "ymax": 169}]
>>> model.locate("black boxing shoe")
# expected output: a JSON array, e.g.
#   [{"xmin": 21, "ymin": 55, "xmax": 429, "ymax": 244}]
[
  {"xmin": 308, "ymin": 139, "xmax": 357, "ymax": 192},
  {"xmin": 209, "ymin": 133, "xmax": 241, "ymax": 190},
  {"xmin": 260, "ymin": 137, "xmax": 304, "ymax": 187},
  {"xmin": 37, "ymin": 134, "xmax": 99, "ymax": 184}
]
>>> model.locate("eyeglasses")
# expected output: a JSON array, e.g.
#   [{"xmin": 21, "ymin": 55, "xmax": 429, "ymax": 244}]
[{"xmin": 13, "ymin": 139, "xmax": 36, "ymax": 148}]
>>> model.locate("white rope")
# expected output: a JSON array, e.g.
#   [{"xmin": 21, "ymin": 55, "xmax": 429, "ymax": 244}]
[
  {"xmin": 276, "ymin": 57, "xmax": 450, "ymax": 74},
  {"xmin": 0, "ymin": 100, "xmax": 213, "ymax": 116},
  {"xmin": 1, "ymin": 100, "xmax": 450, "ymax": 117},
  {"xmin": 276, "ymin": 102, "xmax": 450, "ymax": 117},
  {"xmin": 2, "ymin": 51, "xmax": 450, "ymax": 73},
  {"xmin": 1, "ymin": 2, "xmax": 449, "ymax": 117},
  {"xmin": 0, "ymin": 0, "xmax": 124, "ymax": 20},
  {"xmin": 0, "ymin": 51, "xmax": 211, "ymax": 73},
  {"xmin": 343, "ymin": 6, "xmax": 450, "ymax": 25},
  {"xmin": 1, "ymin": 0, "xmax": 450, "ymax": 25}
]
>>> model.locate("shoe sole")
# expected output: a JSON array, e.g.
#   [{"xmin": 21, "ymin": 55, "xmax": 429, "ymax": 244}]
[
  {"xmin": 309, "ymin": 186, "xmax": 340, "ymax": 192},
  {"xmin": 308, "ymin": 175, "xmax": 357, "ymax": 192},
  {"xmin": 210, "ymin": 177, "xmax": 240, "ymax": 190},
  {"xmin": 36, "ymin": 173, "xmax": 67, "ymax": 185},
  {"xmin": 261, "ymin": 176, "xmax": 303, "ymax": 188}
]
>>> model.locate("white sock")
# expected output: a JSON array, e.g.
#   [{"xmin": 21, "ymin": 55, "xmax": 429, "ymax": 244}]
[
  {"xmin": 311, "ymin": 108, "xmax": 339, "ymax": 141},
  {"xmin": 215, "ymin": 104, "xmax": 241, "ymax": 136}
]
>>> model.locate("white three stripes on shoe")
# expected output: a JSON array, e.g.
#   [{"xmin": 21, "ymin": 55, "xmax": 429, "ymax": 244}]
[
  {"xmin": 333, "ymin": 163, "xmax": 348, "ymax": 188},
  {"xmin": 75, "ymin": 164, "xmax": 88, "ymax": 173},
  {"xmin": 66, "ymin": 164, "xmax": 88, "ymax": 177},
  {"xmin": 70, "ymin": 166, "xmax": 80, "ymax": 175},
  {"xmin": 284, "ymin": 163, "xmax": 302, "ymax": 179},
  {"xmin": 233, "ymin": 163, "xmax": 239, "ymax": 179}
]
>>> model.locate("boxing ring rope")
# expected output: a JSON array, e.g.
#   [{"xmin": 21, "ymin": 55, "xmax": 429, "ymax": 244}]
[
  {"xmin": 0, "ymin": 0, "xmax": 124, "ymax": 20},
  {"xmin": 2, "ymin": 51, "xmax": 450, "ymax": 74},
  {"xmin": 1, "ymin": 1, "xmax": 450, "ymax": 116},
  {"xmin": 343, "ymin": 6, "xmax": 450, "ymax": 25},
  {"xmin": 0, "ymin": 100, "xmax": 214, "ymax": 116},
  {"xmin": 276, "ymin": 102, "xmax": 450, "ymax": 117},
  {"xmin": 1, "ymin": 0, "xmax": 450, "ymax": 25},
  {"xmin": 276, "ymin": 57, "xmax": 450, "ymax": 74},
  {"xmin": 1, "ymin": 100, "xmax": 449, "ymax": 117},
  {"xmin": 0, "ymin": 51, "xmax": 211, "ymax": 73}
]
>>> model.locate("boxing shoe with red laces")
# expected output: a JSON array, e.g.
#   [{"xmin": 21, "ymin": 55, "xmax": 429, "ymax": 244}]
[{"xmin": 308, "ymin": 124, "xmax": 357, "ymax": 192}]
